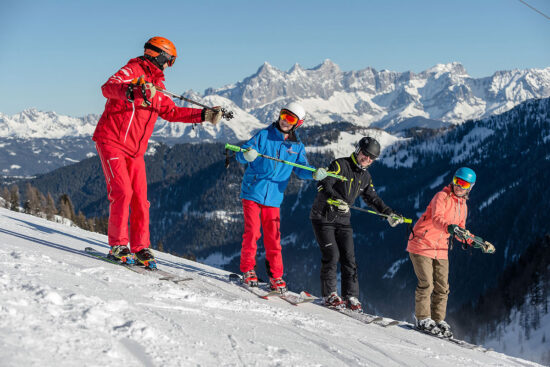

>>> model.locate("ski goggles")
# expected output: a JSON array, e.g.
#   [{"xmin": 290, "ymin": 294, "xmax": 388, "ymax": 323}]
[
  {"xmin": 280, "ymin": 111, "xmax": 303, "ymax": 126},
  {"xmin": 360, "ymin": 150, "xmax": 377, "ymax": 160},
  {"xmin": 145, "ymin": 43, "xmax": 177, "ymax": 67},
  {"xmin": 453, "ymin": 176, "xmax": 473, "ymax": 189}
]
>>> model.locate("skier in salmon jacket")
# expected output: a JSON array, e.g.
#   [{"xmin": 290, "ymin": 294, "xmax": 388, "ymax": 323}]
[
  {"xmin": 235, "ymin": 102, "xmax": 327, "ymax": 292},
  {"xmin": 310, "ymin": 137, "xmax": 403, "ymax": 312},
  {"xmin": 407, "ymin": 167, "xmax": 495, "ymax": 337},
  {"xmin": 92, "ymin": 37, "xmax": 222, "ymax": 266}
]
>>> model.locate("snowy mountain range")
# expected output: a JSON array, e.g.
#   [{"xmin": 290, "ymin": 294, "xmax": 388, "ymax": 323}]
[
  {"xmin": 0, "ymin": 207, "xmax": 544, "ymax": 366},
  {"xmin": 1, "ymin": 61, "xmax": 549, "ymax": 176}
]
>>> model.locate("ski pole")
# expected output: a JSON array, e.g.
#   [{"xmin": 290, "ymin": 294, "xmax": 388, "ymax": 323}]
[
  {"xmin": 156, "ymin": 87, "xmax": 235, "ymax": 120},
  {"xmin": 225, "ymin": 143, "xmax": 348, "ymax": 182},
  {"xmin": 327, "ymin": 198, "xmax": 412, "ymax": 224},
  {"xmin": 453, "ymin": 227, "xmax": 495, "ymax": 254}
]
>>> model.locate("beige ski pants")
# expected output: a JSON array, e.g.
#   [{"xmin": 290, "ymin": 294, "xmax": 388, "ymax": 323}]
[{"xmin": 409, "ymin": 252, "xmax": 450, "ymax": 322}]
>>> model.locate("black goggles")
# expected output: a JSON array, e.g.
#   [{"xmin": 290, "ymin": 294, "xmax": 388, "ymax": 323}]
[{"xmin": 145, "ymin": 43, "xmax": 176, "ymax": 66}]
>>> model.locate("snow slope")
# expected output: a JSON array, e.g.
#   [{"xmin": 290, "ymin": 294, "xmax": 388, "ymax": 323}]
[{"xmin": 0, "ymin": 208, "xmax": 542, "ymax": 367}]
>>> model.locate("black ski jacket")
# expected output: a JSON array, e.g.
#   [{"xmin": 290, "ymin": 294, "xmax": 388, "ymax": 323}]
[{"xmin": 309, "ymin": 155, "xmax": 392, "ymax": 224}]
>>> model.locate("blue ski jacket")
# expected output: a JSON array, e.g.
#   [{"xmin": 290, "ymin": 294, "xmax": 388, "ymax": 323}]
[{"xmin": 236, "ymin": 123, "xmax": 314, "ymax": 207}]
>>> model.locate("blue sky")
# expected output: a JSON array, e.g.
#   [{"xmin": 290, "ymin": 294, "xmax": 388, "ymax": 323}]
[{"xmin": 1, "ymin": 0, "xmax": 549, "ymax": 116}]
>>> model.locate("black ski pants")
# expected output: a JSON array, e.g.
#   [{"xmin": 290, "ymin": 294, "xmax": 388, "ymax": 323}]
[{"xmin": 311, "ymin": 219, "xmax": 359, "ymax": 299}]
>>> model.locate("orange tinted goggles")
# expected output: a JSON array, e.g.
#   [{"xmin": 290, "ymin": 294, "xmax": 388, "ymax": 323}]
[
  {"xmin": 280, "ymin": 112, "xmax": 302, "ymax": 125},
  {"xmin": 453, "ymin": 176, "xmax": 472, "ymax": 189}
]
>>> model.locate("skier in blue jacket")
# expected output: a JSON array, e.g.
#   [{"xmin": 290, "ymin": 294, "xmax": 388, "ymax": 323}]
[{"xmin": 235, "ymin": 102, "xmax": 327, "ymax": 291}]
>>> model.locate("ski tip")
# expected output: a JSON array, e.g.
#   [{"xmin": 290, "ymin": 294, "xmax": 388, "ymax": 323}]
[{"xmin": 229, "ymin": 273, "xmax": 242, "ymax": 280}]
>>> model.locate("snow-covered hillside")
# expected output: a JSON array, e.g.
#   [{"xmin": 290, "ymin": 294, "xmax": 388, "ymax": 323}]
[
  {"xmin": 0, "ymin": 208, "xmax": 542, "ymax": 366},
  {"xmin": 483, "ymin": 299, "xmax": 550, "ymax": 364}
]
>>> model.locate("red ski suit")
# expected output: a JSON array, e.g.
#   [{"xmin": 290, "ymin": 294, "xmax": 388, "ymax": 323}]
[{"xmin": 93, "ymin": 57, "xmax": 203, "ymax": 251}]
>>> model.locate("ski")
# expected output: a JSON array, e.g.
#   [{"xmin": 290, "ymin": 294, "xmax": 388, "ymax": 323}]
[
  {"xmin": 84, "ymin": 247, "xmax": 193, "ymax": 284},
  {"xmin": 229, "ymin": 273, "xmax": 280, "ymax": 299},
  {"xmin": 228, "ymin": 273, "xmax": 315, "ymax": 304},
  {"xmin": 279, "ymin": 291, "xmax": 317, "ymax": 306},
  {"xmin": 327, "ymin": 306, "xmax": 384, "ymax": 324},
  {"xmin": 402, "ymin": 324, "xmax": 491, "ymax": 352},
  {"xmin": 373, "ymin": 318, "xmax": 400, "ymax": 328}
]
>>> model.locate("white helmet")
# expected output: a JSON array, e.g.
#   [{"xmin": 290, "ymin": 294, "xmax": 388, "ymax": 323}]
[{"xmin": 282, "ymin": 102, "xmax": 306, "ymax": 121}]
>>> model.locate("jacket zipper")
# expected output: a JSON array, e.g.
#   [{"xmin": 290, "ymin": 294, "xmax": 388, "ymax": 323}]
[{"xmin": 123, "ymin": 103, "xmax": 136, "ymax": 144}]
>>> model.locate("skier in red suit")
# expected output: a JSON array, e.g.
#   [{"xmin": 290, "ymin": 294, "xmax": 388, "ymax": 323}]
[{"xmin": 93, "ymin": 37, "xmax": 222, "ymax": 266}]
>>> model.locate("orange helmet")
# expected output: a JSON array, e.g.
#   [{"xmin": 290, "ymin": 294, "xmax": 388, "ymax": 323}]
[{"xmin": 144, "ymin": 37, "xmax": 177, "ymax": 67}]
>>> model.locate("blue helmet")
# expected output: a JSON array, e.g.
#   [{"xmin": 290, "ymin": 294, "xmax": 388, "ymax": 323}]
[{"xmin": 454, "ymin": 167, "xmax": 476, "ymax": 184}]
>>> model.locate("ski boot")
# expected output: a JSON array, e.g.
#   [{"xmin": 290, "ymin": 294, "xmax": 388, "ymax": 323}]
[
  {"xmin": 346, "ymin": 296, "xmax": 363, "ymax": 313},
  {"xmin": 436, "ymin": 320, "xmax": 453, "ymax": 338},
  {"xmin": 134, "ymin": 248, "xmax": 157, "ymax": 269},
  {"xmin": 324, "ymin": 292, "xmax": 346, "ymax": 309},
  {"xmin": 108, "ymin": 245, "xmax": 135, "ymax": 264},
  {"xmin": 269, "ymin": 277, "xmax": 287, "ymax": 293},
  {"xmin": 242, "ymin": 270, "xmax": 258, "ymax": 287},
  {"xmin": 415, "ymin": 317, "xmax": 442, "ymax": 336}
]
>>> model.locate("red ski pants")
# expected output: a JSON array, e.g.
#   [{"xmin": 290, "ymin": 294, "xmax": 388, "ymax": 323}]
[
  {"xmin": 240, "ymin": 199, "xmax": 283, "ymax": 278},
  {"xmin": 96, "ymin": 143, "xmax": 150, "ymax": 252}
]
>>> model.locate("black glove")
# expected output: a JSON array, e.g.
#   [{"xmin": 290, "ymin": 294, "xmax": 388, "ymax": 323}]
[{"xmin": 126, "ymin": 75, "xmax": 155, "ymax": 105}]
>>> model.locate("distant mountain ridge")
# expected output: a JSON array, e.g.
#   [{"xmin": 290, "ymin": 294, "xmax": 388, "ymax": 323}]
[
  {"xmin": 1, "ymin": 61, "xmax": 549, "ymax": 140},
  {"xmin": 0, "ymin": 61, "xmax": 549, "ymax": 176}
]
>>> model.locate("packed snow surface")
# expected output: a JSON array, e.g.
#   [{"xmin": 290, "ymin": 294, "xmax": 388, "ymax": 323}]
[{"xmin": 0, "ymin": 208, "xmax": 542, "ymax": 367}]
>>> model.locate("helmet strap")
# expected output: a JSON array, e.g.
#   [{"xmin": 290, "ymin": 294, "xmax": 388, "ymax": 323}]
[
  {"xmin": 143, "ymin": 55, "xmax": 164, "ymax": 70},
  {"xmin": 351, "ymin": 152, "xmax": 366, "ymax": 170}
]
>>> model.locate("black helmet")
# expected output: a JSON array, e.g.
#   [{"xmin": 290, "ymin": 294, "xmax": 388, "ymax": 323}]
[{"xmin": 355, "ymin": 137, "xmax": 380, "ymax": 159}]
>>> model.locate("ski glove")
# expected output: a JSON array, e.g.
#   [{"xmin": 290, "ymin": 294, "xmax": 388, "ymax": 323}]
[
  {"xmin": 448, "ymin": 224, "xmax": 472, "ymax": 242},
  {"xmin": 126, "ymin": 76, "xmax": 156, "ymax": 106},
  {"xmin": 243, "ymin": 148, "xmax": 258, "ymax": 162},
  {"xmin": 203, "ymin": 107, "xmax": 223, "ymax": 125},
  {"xmin": 472, "ymin": 236, "xmax": 496, "ymax": 254},
  {"xmin": 313, "ymin": 168, "xmax": 328, "ymax": 181},
  {"xmin": 447, "ymin": 224, "xmax": 459, "ymax": 234},
  {"xmin": 332, "ymin": 199, "xmax": 349, "ymax": 214},
  {"xmin": 482, "ymin": 241, "xmax": 496, "ymax": 254},
  {"xmin": 387, "ymin": 213, "xmax": 404, "ymax": 227}
]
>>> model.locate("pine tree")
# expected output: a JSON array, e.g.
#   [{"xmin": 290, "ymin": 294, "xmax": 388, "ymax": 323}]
[
  {"xmin": 93, "ymin": 217, "xmax": 108, "ymax": 235},
  {"xmin": 1, "ymin": 186, "xmax": 10, "ymax": 208},
  {"xmin": 58, "ymin": 194, "xmax": 75, "ymax": 221},
  {"xmin": 23, "ymin": 200, "xmax": 31, "ymax": 214},
  {"xmin": 74, "ymin": 211, "xmax": 87, "ymax": 229},
  {"xmin": 9, "ymin": 185, "xmax": 20, "ymax": 212},
  {"xmin": 24, "ymin": 183, "xmax": 42, "ymax": 215},
  {"xmin": 45, "ymin": 193, "xmax": 57, "ymax": 220},
  {"xmin": 86, "ymin": 218, "xmax": 95, "ymax": 232}
]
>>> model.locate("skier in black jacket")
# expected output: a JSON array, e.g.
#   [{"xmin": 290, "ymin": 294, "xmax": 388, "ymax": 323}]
[{"xmin": 310, "ymin": 136, "xmax": 403, "ymax": 312}]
